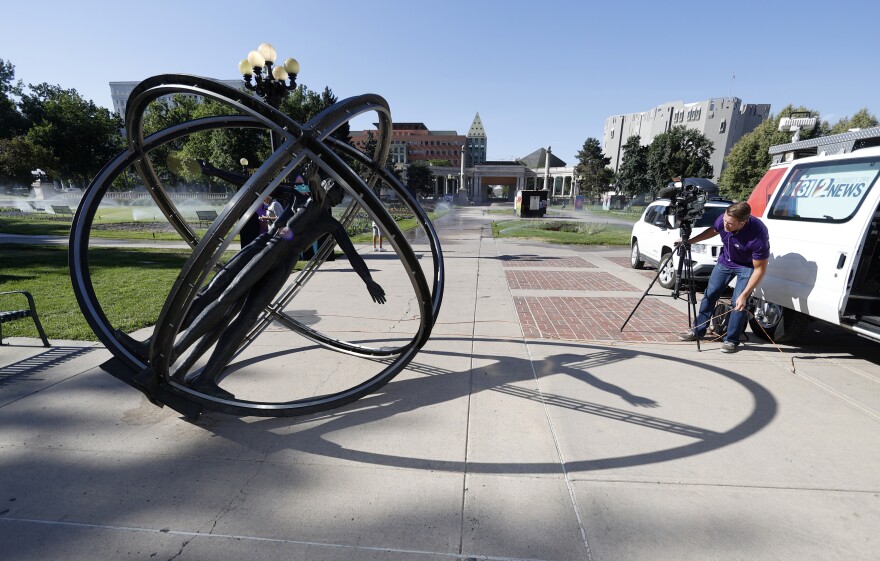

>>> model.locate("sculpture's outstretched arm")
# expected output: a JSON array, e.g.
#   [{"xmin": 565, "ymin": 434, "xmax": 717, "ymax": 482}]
[
  {"xmin": 198, "ymin": 159, "xmax": 248, "ymax": 187},
  {"xmin": 328, "ymin": 218, "xmax": 386, "ymax": 304}
]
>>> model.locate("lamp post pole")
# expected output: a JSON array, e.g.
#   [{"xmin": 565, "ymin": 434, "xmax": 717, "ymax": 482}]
[
  {"xmin": 544, "ymin": 146, "xmax": 552, "ymax": 192},
  {"xmin": 460, "ymin": 144, "xmax": 465, "ymax": 200},
  {"xmin": 235, "ymin": 43, "xmax": 299, "ymax": 247}
]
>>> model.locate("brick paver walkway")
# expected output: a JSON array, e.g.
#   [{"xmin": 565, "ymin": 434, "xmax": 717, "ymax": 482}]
[
  {"xmin": 605, "ymin": 255, "xmax": 661, "ymax": 279},
  {"xmin": 499, "ymin": 255, "xmax": 596, "ymax": 268},
  {"xmin": 515, "ymin": 296, "xmax": 689, "ymax": 342},
  {"xmin": 506, "ymin": 270, "xmax": 638, "ymax": 291},
  {"xmin": 605, "ymin": 256, "xmax": 638, "ymax": 268}
]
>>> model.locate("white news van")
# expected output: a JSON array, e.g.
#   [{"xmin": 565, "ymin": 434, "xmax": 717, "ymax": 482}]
[{"xmin": 746, "ymin": 126, "xmax": 880, "ymax": 343}]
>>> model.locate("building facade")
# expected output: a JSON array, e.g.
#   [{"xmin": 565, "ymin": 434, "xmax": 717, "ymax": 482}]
[
  {"xmin": 603, "ymin": 97, "xmax": 770, "ymax": 181},
  {"xmin": 424, "ymin": 147, "xmax": 578, "ymax": 204},
  {"xmin": 466, "ymin": 113, "xmax": 487, "ymax": 167},
  {"xmin": 350, "ymin": 122, "xmax": 467, "ymax": 167}
]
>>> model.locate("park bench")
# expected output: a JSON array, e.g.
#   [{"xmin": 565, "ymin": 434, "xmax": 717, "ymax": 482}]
[
  {"xmin": 50, "ymin": 205, "xmax": 74, "ymax": 218},
  {"xmin": 196, "ymin": 210, "xmax": 218, "ymax": 227},
  {"xmin": 0, "ymin": 291, "xmax": 50, "ymax": 347},
  {"xmin": 27, "ymin": 201, "xmax": 46, "ymax": 212}
]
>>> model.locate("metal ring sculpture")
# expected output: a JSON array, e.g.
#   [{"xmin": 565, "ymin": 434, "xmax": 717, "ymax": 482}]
[{"xmin": 70, "ymin": 75, "xmax": 444, "ymax": 419}]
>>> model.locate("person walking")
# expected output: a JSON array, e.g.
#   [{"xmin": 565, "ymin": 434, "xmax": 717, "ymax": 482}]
[{"xmin": 372, "ymin": 220, "xmax": 385, "ymax": 252}]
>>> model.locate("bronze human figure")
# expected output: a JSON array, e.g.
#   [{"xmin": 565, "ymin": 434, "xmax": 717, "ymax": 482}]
[{"xmin": 120, "ymin": 164, "xmax": 386, "ymax": 399}]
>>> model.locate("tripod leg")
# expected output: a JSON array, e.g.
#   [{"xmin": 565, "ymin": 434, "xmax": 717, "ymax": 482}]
[
  {"xmin": 620, "ymin": 251, "xmax": 676, "ymax": 331},
  {"xmin": 683, "ymin": 244, "xmax": 701, "ymax": 351}
]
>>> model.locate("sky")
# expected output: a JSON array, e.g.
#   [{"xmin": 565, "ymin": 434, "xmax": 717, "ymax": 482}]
[{"xmin": 2, "ymin": 0, "xmax": 878, "ymax": 165}]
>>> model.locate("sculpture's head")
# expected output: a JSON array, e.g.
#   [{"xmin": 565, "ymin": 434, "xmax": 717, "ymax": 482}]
[{"xmin": 324, "ymin": 180, "xmax": 345, "ymax": 207}]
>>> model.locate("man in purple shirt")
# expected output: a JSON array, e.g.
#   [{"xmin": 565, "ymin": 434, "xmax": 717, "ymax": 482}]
[{"xmin": 677, "ymin": 201, "xmax": 770, "ymax": 352}]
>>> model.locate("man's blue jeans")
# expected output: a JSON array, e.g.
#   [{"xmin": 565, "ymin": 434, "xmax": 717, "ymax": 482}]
[{"xmin": 693, "ymin": 263, "xmax": 753, "ymax": 344}]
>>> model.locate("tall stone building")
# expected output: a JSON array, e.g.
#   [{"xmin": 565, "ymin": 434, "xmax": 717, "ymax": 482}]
[
  {"xmin": 109, "ymin": 80, "xmax": 244, "ymax": 117},
  {"xmin": 603, "ymin": 97, "xmax": 770, "ymax": 181}
]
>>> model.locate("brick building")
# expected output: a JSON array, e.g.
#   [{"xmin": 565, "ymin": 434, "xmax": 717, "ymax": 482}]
[{"xmin": 350, "ymin": 122, "xmax": 467, "ymax": 167}]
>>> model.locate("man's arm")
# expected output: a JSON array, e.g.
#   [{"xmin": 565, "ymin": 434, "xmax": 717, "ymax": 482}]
[
  {"xmin": 734, "ymin": 258, "xmax": 768, "ymax": 310},
  {"xmin": 679, "ymin": 226, "xmax": 719, "ymax": 245}
]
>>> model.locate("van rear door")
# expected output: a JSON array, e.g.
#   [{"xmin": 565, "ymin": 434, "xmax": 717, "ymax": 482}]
[
  {"xmin": 747, "ymin": 167, "xmax": 787, "ymax": 217},
  {"xmin": 759, "ymin": 158, "xmax": 880, "ymax": 325}
]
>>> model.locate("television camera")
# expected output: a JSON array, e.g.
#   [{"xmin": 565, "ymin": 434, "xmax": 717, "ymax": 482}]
[{"xmin": 656, "ymin": 181, "xmax": 709, "ymax": 238}]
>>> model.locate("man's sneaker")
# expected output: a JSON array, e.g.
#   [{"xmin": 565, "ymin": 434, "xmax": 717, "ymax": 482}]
[
  {"xmin": 677, "ymin": 329, "xmax": 699, "ymax": 341},
  {"xmin": 721, "ymin": 341, "xmax": 740, "ymax": 353}
]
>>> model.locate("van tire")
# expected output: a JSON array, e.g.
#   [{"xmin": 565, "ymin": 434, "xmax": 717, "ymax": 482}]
[{"xmin": 749, "ymin": 304, "xmax": 809, "ymax": 344}]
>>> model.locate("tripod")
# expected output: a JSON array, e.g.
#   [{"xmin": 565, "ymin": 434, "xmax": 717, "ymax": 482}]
[{"xmin": 620, "ymin": 222, "xmax": 702, "ymax": 350}]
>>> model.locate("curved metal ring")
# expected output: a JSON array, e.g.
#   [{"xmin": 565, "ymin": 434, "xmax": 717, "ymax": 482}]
[{"xmin": 69, "ymin": 75, "xmax": 444, "ymax": 417}]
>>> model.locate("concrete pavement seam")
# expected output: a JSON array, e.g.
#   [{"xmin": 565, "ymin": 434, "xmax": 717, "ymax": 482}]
[{"xmin": 491, "ymin": 231, "xmax": 595, "ymax": 561}]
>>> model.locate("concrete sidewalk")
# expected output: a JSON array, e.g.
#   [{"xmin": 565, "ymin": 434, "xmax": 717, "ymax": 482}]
[{"xmin": 2, "ymin": 207, "xmax": 879, "ymax": 560}]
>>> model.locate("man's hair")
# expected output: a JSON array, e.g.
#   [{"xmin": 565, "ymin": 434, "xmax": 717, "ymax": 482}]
[{"xmin": 726, "ymin": 201, "xmax": 751, "ymax": 222}]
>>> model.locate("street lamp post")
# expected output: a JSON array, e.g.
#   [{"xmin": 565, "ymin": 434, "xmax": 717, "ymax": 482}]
[
  {"xmin": 459, "ymin": 144, "xmax": 465, "ymax": 200},
  {"xmin": 239, "ymin": 43, "xmax": 300, "ymax": 109},
  {"xmin": 544, "ymin": 146, "xmax": 552, "ymax": 192},
  {"xmin": 239, "ymin": 42, "xmax": 299, "ymax": 149},
  {"xmin": 236, "ymin": 43, "xmax": 299, "ymax": 247}
]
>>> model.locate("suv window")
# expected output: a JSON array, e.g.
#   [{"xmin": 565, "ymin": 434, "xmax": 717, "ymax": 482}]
[
  {"xmin": 769, "ymin": 159, "xmax": 880, "ymax": 222},
  {"xmin": 695, "ymin": 206, "xmax": 727, "ymax": 228},
  {"xmin": 643, "ymin": 205, "xmax": 662, "ymax": 225}
]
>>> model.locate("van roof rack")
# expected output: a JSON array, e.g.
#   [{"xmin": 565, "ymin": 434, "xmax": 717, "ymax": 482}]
[{"xmin": 769, "ymin": 126, "xmax": 880, "ymax": 164}]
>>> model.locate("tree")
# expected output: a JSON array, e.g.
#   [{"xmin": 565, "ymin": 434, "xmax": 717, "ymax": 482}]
[
  {"xmin": 357, "ymin": 130, "xmax": 401, "ymax": 196},
  {"xmin": 830, "ymin": 108, "xmax": 878, "ymax": 134},
  {"xmin": 320, "ymin": 86, "xmax": 350, "ymax": 145},
  {"xmin": 178, "ymin": 98, "xmax": 268, "ymax": 186},
  {"xmin": 0, "ymin": 59, "xmax": 26, "ymax": 139},
  {"xmin": 0, "ymin": 136, "xmax": 58, "ymax": 188},
  {"xmin": 646, "ymin": 126, "xmax": 714, "ymax": 193},
  {"xmin": 616, "ymin": 135, "xmax": 649, "ymax": 197},
  {"xmin": 574, "ymin": 137, "xmax": 612, "ymax": 201},
  {"xmin": 718, "ymin": 105, "xmax": 822, "ymax": 200},
  {"xmin": 19, "ymin": 83, "xmax": 123, "ymax": 186},
  {"xmin": 138, "ymin": 94, "xmax": 204, "ymax": 184},
  {"xmin": 406, "ymin": 160, "xmax": 434, "ymax": 197}
]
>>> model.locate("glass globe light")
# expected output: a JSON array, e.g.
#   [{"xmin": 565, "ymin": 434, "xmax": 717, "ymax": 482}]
[
  {"xmin": 283, "ymin": 58, "xmax": 300, "ymax": 75},
  {"xmin": 257, "ymin": 43, "xmax": 277, "ymax": 63},
  {"xmin": 247, "ymin": 50, "xmax": 265, "ymax": 68}
]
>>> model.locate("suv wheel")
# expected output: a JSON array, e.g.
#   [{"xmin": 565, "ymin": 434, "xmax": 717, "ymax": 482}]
[
  {"xmin": 630, "ymin": 241, "xmax": 644, "ymax": 269},
  {"xmin": 658, "ymin": 251, "xmax": 676, "ymax": 289}
]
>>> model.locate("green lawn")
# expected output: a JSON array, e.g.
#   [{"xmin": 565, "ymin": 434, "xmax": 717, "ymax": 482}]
[
  {"xmin": 491, "ymin": 219, "xmax": 631, "ymax": 246},
  {"xmin": 0, "ymin": 209, "xmax": 212, "ymax": 240},
  {"xmin": 583, "ymin": 205, "xmax": 645, "ymax": 223},
  {"xmin": 0, "ymin": 206, "xmax": 455, "ymax": 342},
  {"xmin": 1, "ymin": 245, "xmax": 197, "ymax": 341}
]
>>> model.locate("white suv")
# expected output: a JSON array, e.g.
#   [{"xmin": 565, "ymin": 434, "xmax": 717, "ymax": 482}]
[{"xmin": 630, "ymin": 198, "xmax": 732, "ymax": 288}]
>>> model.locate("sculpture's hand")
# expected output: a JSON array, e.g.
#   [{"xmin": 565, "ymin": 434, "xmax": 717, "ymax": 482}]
[{"xmin": 366, "ymin": 280, "xmax": 386, "ymax": 304}]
